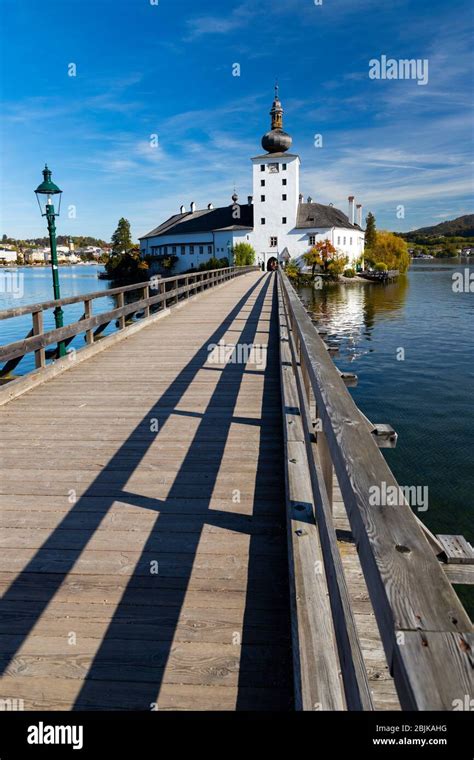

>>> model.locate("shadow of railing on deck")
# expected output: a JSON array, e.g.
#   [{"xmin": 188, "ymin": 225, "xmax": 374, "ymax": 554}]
[{"xmin": 0, "ymin": 272, "xmax": 292, "ymax": 710}]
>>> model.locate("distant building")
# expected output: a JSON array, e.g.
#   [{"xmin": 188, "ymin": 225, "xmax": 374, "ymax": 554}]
[
  {"xmin": 77, "ymin": 246, "xmax": 103, "ymax": 258},
  {"xmin": 24, "ymin": 249, "xmax": 47, "ymax": 264},
  {"xmin": 0, "ymin": 248, "xmax": 17, "ymax": 263},
  {"xmin": 140, "ymin": 88, "xmax": 365, "ymax": 272}
]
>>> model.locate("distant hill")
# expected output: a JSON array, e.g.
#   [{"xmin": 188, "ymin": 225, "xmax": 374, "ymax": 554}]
[{"xmin": 406, "ymin": 214, "xmax": 474, "ymax": 238}]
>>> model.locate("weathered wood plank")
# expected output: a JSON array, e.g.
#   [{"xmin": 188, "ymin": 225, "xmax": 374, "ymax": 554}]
[
  {"xmin": 437, "ymin": 535, "xmax": 474, "ymax": 564},
  {"xmin": 279, "ymin": 270, "xmax": 473, "ymax": 711},
  {"xmin": 393, "ymin": 632, "xmax": 473, "ymax": 711},
  {"xmin": 0, "ymin": 271, "xmax": 293, "ymax": 712},
  {"xmin": 280, "ymin": 283, "xmax": 374, "ymax": 711},
  {"xmin": 279, "ymin": 290, "xmax": 345, "ymax": 711}
]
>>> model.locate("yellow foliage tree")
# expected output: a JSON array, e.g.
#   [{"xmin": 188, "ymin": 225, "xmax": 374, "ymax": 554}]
[{"xmin": 367, "ymin": 231, "xmax": 410, "ymax": 273}]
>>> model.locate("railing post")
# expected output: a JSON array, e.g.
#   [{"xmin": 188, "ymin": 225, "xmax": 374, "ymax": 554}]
[
  {"xmin": 185, "ymin": 276, "xmax": 190, "ymax": 299},
  {"xmin": 318, "ymin": 428, "xmax": 334, "ymax": 512},
  {"xmin": 301, "ymin": 355, "xmax": 316, "ymax": 422},
  {"xmin": 160, "ymin": 280, "xmax": 166, "ymax": 309},
  {"xmin": 84, "ymin": 299, "xmax": 94, "ymax": 344},
  {"xmin": 117, "ymin": 291, "xmax": 125, "ymax": 330},
  {"xmin": 142, "ymin": 285, "xmax": 150, "ymax": 318},
  {"xmin": 32, "ymin": 309, "xmax": 46, "ymax": 369}
]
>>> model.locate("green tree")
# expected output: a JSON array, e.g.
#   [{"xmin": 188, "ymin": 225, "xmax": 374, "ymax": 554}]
[
  {"xmin": 105, "ymin": 246, "xmax": 148, "ymax": 280},
  {"xmin": 111, "ymin": 218, "xmax": 133, "ymax": 256},
  {"xmin": 368, "ymin": 231, "xmax": 410, "ymax": 273},
  {"xmin": 232, "ymin": 242, "xmax": 255, "ymax": 266},
  {"xmin": 365, "ymin": 212, "xmax": 377, "ymax": 250}
]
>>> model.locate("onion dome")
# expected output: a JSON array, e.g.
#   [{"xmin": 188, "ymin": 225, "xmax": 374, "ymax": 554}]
[{"xmin": 261, "ymin": 85, "xmax": 292, "ymax": 154}]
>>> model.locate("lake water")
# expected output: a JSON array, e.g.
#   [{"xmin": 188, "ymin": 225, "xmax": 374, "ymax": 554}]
[
  {"xmin": 1, "ymin": 261, "xmax": 473, "ymax": 613},
  {"xmin": 297, "ymin": 260, "xmax": 473, "ymax": 615},
  {"xmin": 0, "ymin": 264, "xmax": 117, "ymax": 376}
]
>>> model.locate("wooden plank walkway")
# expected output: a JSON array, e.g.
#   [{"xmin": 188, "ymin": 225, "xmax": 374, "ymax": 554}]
[
  {"xmin": 0, "ymin": 271, "xmax": 294, "ymax": 710},
  {"xmin": 333, "ymin": 488, "xmax": 400, "ymax": 711}
]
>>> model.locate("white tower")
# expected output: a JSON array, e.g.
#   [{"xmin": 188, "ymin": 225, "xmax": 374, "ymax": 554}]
[{"xmin": 251, "ymin": 87, "xmax": 300, "ymax": 265}]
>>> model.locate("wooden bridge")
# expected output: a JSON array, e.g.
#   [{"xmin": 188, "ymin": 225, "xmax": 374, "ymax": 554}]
[{"xmin": 0, "ymin": 267, "xmax": 472, "ymax": 711}]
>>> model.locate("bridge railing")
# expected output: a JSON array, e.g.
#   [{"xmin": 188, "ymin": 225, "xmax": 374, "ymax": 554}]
[
  {"xmin": 278, "ymin": 268, "xmax": 473, "ymax": 710},
  {"xmin": 0, "ymin": 266, "xmax": 258, "ymax": 379}
]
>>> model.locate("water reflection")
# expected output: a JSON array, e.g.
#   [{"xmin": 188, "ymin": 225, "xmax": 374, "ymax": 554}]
[
  {"xmin": 297, "ymin": 265, "xmax": 473, "ymax": 618},
  {"xmin": 299, "ymin": 275, "xmax": 408, "ymax": 361}
]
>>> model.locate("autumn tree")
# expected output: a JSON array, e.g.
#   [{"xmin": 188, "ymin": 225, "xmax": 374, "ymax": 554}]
[
  {"xmin": 367, "ymin": 231, "xmax": 411, "ymax": 273},
  {"xmin": 303, "ymin": 239, "xmax": 342, "ymax": 278}
]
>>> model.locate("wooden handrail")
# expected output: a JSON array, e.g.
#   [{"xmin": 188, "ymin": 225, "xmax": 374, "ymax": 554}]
[
  {"xmin": 278, "ymin": 269, "xmax": 473, "ymax": 710},
  {"xmin": 0, "ymin": 266, "xmax": 255, "ymax": 320},
  {"xmin": 0, "ymin": 266, "xmax": 258, "ymax": 374}
]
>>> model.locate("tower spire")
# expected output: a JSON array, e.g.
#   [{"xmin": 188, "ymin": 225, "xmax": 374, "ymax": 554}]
[
  {"xmin": 270, "ymin": 84, "xmax": 283, "ymax": 130},
  {"xmin": 261, "ymin": 83, "xmax": 292, "ymax": 154}
]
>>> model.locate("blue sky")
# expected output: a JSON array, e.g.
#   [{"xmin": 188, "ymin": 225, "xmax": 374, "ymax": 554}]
[{"xmin": 1, "ymin": 0, "xmax": 473, "ymax": 241}]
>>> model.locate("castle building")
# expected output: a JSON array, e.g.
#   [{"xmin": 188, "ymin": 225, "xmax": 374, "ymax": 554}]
[{"xmin": 139, "ymin": 88, "xmax": 365, "ymax": 272}]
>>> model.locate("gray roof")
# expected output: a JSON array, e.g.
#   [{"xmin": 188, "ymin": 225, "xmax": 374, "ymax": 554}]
[
  {"xmin": 296, "ymin": 202, "xmax": 361, "ymax": 230},
  {"xmin": 140, "ymin": 200, "xmax": 362, "ymax": 240},
  {"xmin": 140, "ymin": 205, "xmax": 254, "ymax": 240}
]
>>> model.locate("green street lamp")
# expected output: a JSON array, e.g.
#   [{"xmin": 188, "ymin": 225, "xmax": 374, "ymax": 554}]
[{"xmin": 34, "ymin": 165, "xmax": 66, "ymax": 358}]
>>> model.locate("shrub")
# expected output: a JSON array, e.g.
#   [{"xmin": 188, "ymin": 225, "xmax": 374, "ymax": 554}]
[
  {"xmin": 374, "ymin": 262, "xmax": 388, "ymax": 271},
  {"xmin": 344, "ymin": 268, "xmax": 355, "ymax": 278},
  {"xmin": 327, "ymin": 252, "xmax": 348, "ymax": 280},
  {"xmin": 285, "ymin": 260, "xmax": 301, "ymax": 281}
]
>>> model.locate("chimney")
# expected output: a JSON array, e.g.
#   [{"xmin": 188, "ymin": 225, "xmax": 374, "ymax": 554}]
[
  {"xmin": 348, "ymin": 196, "xmax": 355, "ymax": 224},
  {"xmin": 356, "ymin": 203, "xmax": 362, "ymax": 226},
  {"xmin": 190, "ymin": 201, "xmax": 196, "ymax": 213},
  {"xmin": 247, "ymin": 195, "xmax": 253, "ymax": 205},
  {"xmin": 208, "ymin": 203, "xmax": 214, "ymax": 210},
  {"xmin": 180, "ymin": 205, "xmax": 186, "ymax": 214}
]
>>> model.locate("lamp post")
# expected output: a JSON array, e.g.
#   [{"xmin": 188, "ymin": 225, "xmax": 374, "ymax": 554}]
[{"xmin": 34, "ymin": 165, "xmax": 66, "ymax": 358}]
